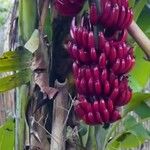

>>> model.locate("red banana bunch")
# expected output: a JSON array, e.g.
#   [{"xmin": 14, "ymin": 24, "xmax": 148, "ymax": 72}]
[
  {"xmin": 55, "ymin": 0, "xmax": 133, "ymax": 30},
  {"xmin": 75, "ymin": 96, "xmax": 121, "ymax": 125},
  {"xmin": 90, "ymin": 0, "xmax": 133, "ymax": 29},
  {"xmin": 55, "ymin": 0, "xmax": 85, "ymax": 16},
  {"xmin": 67, "ymin": 14, "xmax": 134, "ymax": 125},
  {"xmin": 56, "ymin": 0, "xmax": 135, "ymax": 125}
]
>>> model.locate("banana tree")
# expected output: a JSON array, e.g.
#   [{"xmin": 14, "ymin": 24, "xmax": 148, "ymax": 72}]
[{"xmin": 0, "ymin": 0, "xmax": 150, "ymax": 150}]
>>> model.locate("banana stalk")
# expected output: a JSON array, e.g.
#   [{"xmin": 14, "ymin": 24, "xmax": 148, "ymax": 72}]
[{"xmin": 16, "ymin": 0, "xmax": 37, "ymax": 149}]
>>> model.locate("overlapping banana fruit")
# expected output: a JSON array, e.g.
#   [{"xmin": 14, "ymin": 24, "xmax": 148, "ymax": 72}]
[
  {"xmin": 55, "ymin": 0, "xmax": 135, "ymax": 125},
  {"xmin": 90, "ymin": 0, "xmax": 133, "ymax": 29}
]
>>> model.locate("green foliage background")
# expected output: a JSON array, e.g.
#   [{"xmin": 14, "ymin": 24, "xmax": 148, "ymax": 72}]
[
  {"xmin": 0, "ymin": 0, "xmax": 150, "ymax": 150},
  {"xmin": 0, "ymin": 0, "xmax": 12, "ymax": 27}
]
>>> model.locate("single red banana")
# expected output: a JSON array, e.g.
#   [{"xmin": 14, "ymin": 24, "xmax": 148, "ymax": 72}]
[
  {"xmin": 121, "ymin": 0, "xmax": 128, "ymax": 7},
  {"xmin": 72, "ymin": 61, "xmax": 79, "ymax": 77},
  {"xmin": 95, "ymin": 111, "xmax": 103, "ymax": 124},
  {"xmin": 95, "ymin": 79, "xmax": 102, "ymax": 95},
  {"xmin": 93, "ymin": 65, "xmax": 100, "ymax": 79},
  {"xmin": 99, "ymin": 53, "xmax": 107, "ymax": 69},
  {"xmin": 120, "ymin": 7, "xmax": 130, "ymax": 29},
  {"xmin": 87, "ymin": 112, "xmax": 96, "ymax": 124},
  {"xmin": 116, "ymin": 91, "xmax": 126, "ymax": 106},
  {"xmin": 112, "ymin": 58, "xmax": 121, "ymax": 73},
  {"xmin": 117, "ymin": 45, "xmax": 124, "ymax": 58},
  {"xmin": 85, "ymin": 67, "xmax": 93, "ymax": 81},
  {"xmin": 104, "ymin": 80, "xmax": 110, "ymax": 95},
  {"xmin": 88, "ymin": 31, "xmax": 95, "ymax": 49},
  {"xmin": 80, "ymin": 98, "xmax": 93, "ymax": 113},
  {"xmin": 119, "ymin": 59, "xmax": 126, "ymax": 74},
  {"xmin": 109, "ymin": 72, "xmax": 116, "ymax": 85},
  {"xmin": 113, "ymin": 78, "xmax": 119, "ymax": 88},
  {"xmin": 107, "ymin": 98, "xmax": 114, "ymax": 113},
  {"xmin": 99, "ymin": 99, "xmax": 107, "ymax": 112},
  {"xmin": 110, "ymin": 88, "xmax": 119, "ymax": 101},
  {"xmin": 112, "ymin": 4, "xmax": 120, "ymax": 27},
  {"xmin": 90, "ymin": 48, "xmax": 98, "ymax": 62},
  {"xmin": 111, "ymin": 110, "xmax": 121, "ymax": 122},
  {"xmin": 103, "ymin": 42, "xmax": 110, "ymax": 57},
  {"xmin": 122, "ymin": 8, "xmax": 133, "ymax": 29},
  {"xmin": 117, "ymin": 6, "xmax": 126, "ymax": 29},
  {"xmin": 102, "ymin": 109, "xmax": 109, "ymax": 123},
  {"xmin": 104, "ymin": 4, "xmax": 116, "ymax": 27},
  {"xmin": 88, "ymin": 77, "xmax": 95, "ymax": 94},
  {"xmin": 124, "ymin": 55, "xmax": 133, "ymax": 72},
  {"xmin": 122, "ymin": 42, "xmax": 128, "ymax": 57},
  {"xmin": 76, "ymin": 27, "xmax": 83, "ymax": 46},
  {"xmin": 90, "ymin": 3, "xmax": 99, "ymax": 25},
  {"xmin": 98, "ymin": 32, "xmax": 106, "ymax": 49},
  {"xmin": 79, "ymin": 49, "xmax": 89, "ymax": 63},
  {"xmin": 101, "ymin": 69, "xmax": 108, "ymax": 82},
  {"xmin": 82, "ymin": 28, "xmax": 89, "ymax": 48},
  {"xmin": 72, "ymin": 44, "xmax": 79, "ymax": 60},
  {"xmin": 109, "ymin": 46, "xmax": 117, "ymax": 62},
  {"xmin": 100, "ymin": 1, "xmax": 111, "ymax": 24},
  {"xmin": 80, "ymin": 67, "xmax": 86, "ymax": 77},
  {"xmin": 79, "ymin": 78, "xmax": 87, "ymax": 94},
  {"xmin": 93, "ymin": 100, "xmax": 99, "ymax": 112},
  {"xmin": 123, "ymin": 88, "xmax": 132, "ymax": 105},
  {"xmin": 74, "ymin": 103, "xmax": 85, "ymax": 118}
]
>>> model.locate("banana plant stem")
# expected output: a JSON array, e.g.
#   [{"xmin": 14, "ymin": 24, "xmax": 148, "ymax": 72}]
[{"xmin": 128, "ymin": 20, "xmax": 150, "ymax": 60}]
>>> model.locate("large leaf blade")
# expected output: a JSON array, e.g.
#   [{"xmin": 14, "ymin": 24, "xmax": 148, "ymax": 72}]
[
  {"xmin": 129, "ymin": 0, "xmax": 136, "ymax": 8},
  {"xmin": 86, "ymin": 126, "xmax": 97, "ymax": 150},
  {"xmin": 134, "ymin": 102, "xmax": 150, "ymax": 119},
  {"xmin": 95, "ymin": 126, "xmax": 108, "ymax": 150},
  {"xmin": 129, "ymin": 76, "xmax": 142, "ymax": 92},
  {"xmin": 130, "ymin": 45, "xmax": 150, "ymax": 88},
  {"xmin": 24, "ymin": 29, "xmax": 39, "ymax": 53},
  {"xmin": 107, "ymin": 123, "xmax": 150, "ymax": 149},
  {"xmin": 0, "ymin": 118, "xmax": 15, "ymax": 150},
  {"xmin": 134, "ymin": 0, "xmax": 148, "ymax": 21},
  {"xmin": 0, "ymin": 69, "xmax": 31, "ymax": 92},
  {"xmin": 123, "ymin": 115, "xmax": 137, "ymax": 129},
  {"xmin": 0, "ymin": 49, "xmax": 32, "ymax": 72},
  {"xmin": 108, "ymin": 133, "xmax": 145, "ymax": 150},
  {"xmin": 129, "ymin": 7, "xmax": 150, "ymax": 89},
  {"xmin": 123, "ymin": 92, "xmax": 150, "ymax": 116}
]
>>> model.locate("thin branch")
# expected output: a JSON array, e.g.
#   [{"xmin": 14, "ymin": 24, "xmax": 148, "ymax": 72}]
[
  {"xmin": 32, "ymin": 116, "xmax": 59, "ymax": 144},
  {"xmin": 61, "ymin": 98, "xmax": 74, "ymax": 132},
  {"xmin": 128, "ymin": 20, "xmax": 150, "ymax": 60}
]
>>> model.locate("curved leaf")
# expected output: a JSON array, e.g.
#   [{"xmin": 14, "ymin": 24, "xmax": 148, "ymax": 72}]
[
  {"xmin": 24, "ymin": 29, "xmax": 39, "ymax": 53},
  {"xmin": 0, "ymin": 49, "xmax": 32, "ymax": 72},
  {"xmin": 130, "ymin": 45, "xmax": 150, "ymax": 89},
  {"xmin": 0, "ymin": 118, "xmax": 15, "ymax": 150},
  {"xmin": 0, "ymin": 69, "xmax": 31, "ymax": 92},
  {"xmin": 129, "ymin": 0, "xmax": 136, "ymax": 8},
  {"xmin": 134, "ymin": 0, "xmax": 147, "ymax": 21},
  {"xmin": 95, "ymin": 126, "xmax": 108, "ymax": 150},
  {"xmin": 124, "ymin": 92, "xmax": 150, "ymax": 115},
  {"xmin": 134, "ymin": 102, "xmax": 150, "ymax": 119},
  {"xmin": 123, "ymin": 115, "xmax": 137, "ymax": 129},
  {"xmin": 86, "ymin": 126, "xmax": 97, "ymax": 150},
  {"xmin": 107, "ymin": 123, "xmax": 150, "ymax": 149},
  {"xmin": 130, "ymin": 7, "xmax": 150, "ymax": 89}
]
